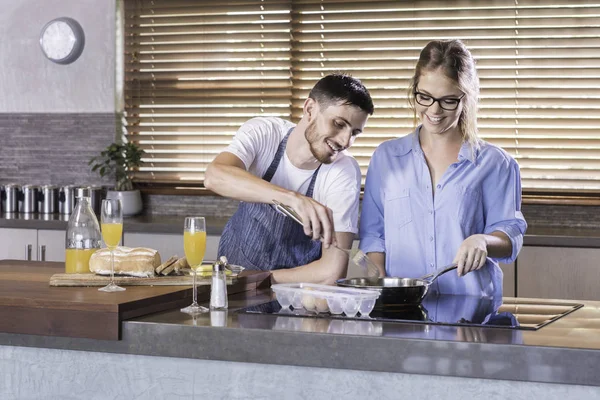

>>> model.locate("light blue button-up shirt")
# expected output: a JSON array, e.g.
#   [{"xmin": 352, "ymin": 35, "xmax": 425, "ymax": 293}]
[{"xmin": 359, "ymin": 128, "xmax": 527, "ymax": 297}]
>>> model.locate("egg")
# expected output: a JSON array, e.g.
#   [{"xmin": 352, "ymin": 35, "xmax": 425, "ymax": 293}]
[
  {"xmin": 301, "ymin": 294, "xmax": 316, "ymax": 310},
  {"xmin": 315, "ymin": 297, "xmax": 329, "ymax": 313}
]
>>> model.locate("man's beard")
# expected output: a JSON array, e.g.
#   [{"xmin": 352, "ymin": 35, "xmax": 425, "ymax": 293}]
[{"xmin": 305, "ymin": 120, "xmax": 334, "ymax": 164}]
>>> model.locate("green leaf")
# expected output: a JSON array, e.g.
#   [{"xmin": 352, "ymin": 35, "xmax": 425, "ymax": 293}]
[{"xmin": 90, "ymin": 140, "xmax": 144, "ymax": 190}]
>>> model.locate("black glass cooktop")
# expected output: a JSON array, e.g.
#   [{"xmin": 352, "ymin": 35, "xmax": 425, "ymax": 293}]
[{"xmin": 236, "ymin": 294, "xmax": 583, "ymax": 331}]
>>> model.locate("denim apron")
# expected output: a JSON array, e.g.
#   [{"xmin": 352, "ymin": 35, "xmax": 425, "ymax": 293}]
[{"xmin": 217, "ymin": 129, "xmax": 322, "ymax": 271}]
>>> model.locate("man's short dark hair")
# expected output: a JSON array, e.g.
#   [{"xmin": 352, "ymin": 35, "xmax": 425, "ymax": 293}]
[{"xmin": 308, "ymin": 73, "xmax": 374, "ymax": 115}]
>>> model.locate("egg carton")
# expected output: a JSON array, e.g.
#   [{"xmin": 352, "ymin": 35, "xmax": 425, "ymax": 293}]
[{"xmin": 271, "ymin": 283, "xmax": 380, "ymax": 317}]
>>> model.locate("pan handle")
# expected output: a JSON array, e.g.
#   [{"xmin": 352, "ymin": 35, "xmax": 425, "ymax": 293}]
[{"xmin": 420, "ymin": 263, "xmax": 458, "ymax": 283}]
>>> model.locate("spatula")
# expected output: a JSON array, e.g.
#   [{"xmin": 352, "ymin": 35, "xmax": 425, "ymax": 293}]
[{"xmin": 272, "ymin": 200, "xmax": 380, "ymax": 278}]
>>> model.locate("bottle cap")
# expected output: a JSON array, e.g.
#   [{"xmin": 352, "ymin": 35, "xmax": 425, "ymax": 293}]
[
  {"xmin": 76, "ymin": 187, "xmax": 90, "ymax": 199},
  {"xmin": 213, "ymin": 256, "xmax": 228, "ymax": 272}
]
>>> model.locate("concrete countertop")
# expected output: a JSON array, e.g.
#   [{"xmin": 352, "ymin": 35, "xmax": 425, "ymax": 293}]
[
  {"xmin": 1, "ymin": 290, "xmax": 599, "ymax": 387},
  {"xmin": 1, "ymin": 213, "xmax": 599, "ymax": 247}
]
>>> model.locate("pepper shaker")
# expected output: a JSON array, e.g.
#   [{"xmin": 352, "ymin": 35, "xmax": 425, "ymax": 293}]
[{"xmin": 210, "ymin": 256, "xmax": 228, "ymax": 310}]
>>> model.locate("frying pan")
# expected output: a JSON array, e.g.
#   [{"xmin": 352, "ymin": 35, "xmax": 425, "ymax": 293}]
[{"xmin": 336, "ymin": 264, "xmax": 458, "ymax": 306}]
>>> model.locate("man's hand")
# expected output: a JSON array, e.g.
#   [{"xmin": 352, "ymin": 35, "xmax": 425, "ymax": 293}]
[
  {"xmin": 287, "ymin": 193, "xmax": 337, "ymax": 248},
  {"xmin": 453, "ymin": 234, "xmax": 488, "ymax": 277}
]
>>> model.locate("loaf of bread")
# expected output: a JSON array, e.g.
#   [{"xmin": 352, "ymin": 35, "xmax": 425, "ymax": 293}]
[{"xmin": 89, "ymin": 247, "xmax": 161, "ymax": 278}]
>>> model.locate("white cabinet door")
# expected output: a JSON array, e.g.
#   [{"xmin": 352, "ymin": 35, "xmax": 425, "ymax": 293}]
[
  {"xmin": 123, "ymin": 232, "xmax": 220, "ymax": 263},
  {"xmin": 37, "ymin": 229, "xmax": 66, "ymax": 262},
  {"xmin": 0, "ymin": 228, "xmax": 38, "ymax": 260}
]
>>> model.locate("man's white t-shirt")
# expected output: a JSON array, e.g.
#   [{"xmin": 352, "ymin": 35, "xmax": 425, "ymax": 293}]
[{"xmin": 224, "ymin": 117, "xmax": 362, "ymax": 234}]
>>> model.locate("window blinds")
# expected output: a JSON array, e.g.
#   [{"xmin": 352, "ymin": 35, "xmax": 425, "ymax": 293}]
[
  {"xmin": 124, "ymin": 0, "xmax": 600, "ymax": 193},
  {"xmin": 124, "ymin": 0, "xmax": 293, "ymax": 185}
]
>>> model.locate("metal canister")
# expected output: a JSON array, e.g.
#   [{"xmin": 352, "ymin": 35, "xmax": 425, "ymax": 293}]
[
  {"xmin": 21, "ymin": 185, "xmax": 40, "ymax": 213},
  {"xmin": 2, "ymin": 184, "xmax": 21, "ymax": 213},
  {"xmin": 59, "ymin": 185, "xmax": 78, "ymax": 215},
  {"xmin": 87, "ymin": 186, "xmax": 104, "ymax": 215},
  {"xmin": 39, "ymin": 184, "xmax": 59, "ymax": 214}
]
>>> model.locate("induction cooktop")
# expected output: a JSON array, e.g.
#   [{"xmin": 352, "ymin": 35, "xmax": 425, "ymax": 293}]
[{"xmin": 236, "ymin": 294, "xmax": 583, "ymax": 331}]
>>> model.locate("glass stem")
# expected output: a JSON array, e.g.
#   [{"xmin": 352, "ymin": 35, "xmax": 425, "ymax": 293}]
[
  {"xmin": 192, "ymin": 268, "xmax": 198, "ymax": 305},
  {"xmin": 110, "ymin": 249, "xmax": 115, "ymax": 285}
]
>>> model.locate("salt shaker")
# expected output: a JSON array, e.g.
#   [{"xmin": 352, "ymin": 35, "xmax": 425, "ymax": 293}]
[
  {"xmin": 210, "ymin": 257, "xmax": 228, "ymax": 310},
  {"xmin": 210, "ymin": 310, "xmax": 228, "ymax": 327}
]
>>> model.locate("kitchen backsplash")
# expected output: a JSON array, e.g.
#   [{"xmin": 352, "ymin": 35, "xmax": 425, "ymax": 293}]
[
  {"xmin": 143, "ymin": 194, "xmax": 240, "ymax": 219},
  {"xmin": 522, "ymin": 204, "xmax": 600, "ymax": 229},
  {"xmin": 0, "ymin": 113, "xmax": 115, "ymax": 187},
  {"xmin": 1, "ymin": 113, "xmax": 599, "ymax": 228},
  {"xmin": 143, "ymin": 193, "xmax": 600, "ymax": 229}
]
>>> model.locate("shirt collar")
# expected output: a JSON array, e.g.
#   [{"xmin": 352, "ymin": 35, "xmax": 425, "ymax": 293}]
[
  {"xmin": 458, "ymin": 140, "xmax": 478, "ymax": 165},
  {"xmin": 388, "ymin": 129, "xmax": 417, "ymax": 157},
  {"xmin": 391, "ymin": 125, "xmax": 479, "ymax": 165}
]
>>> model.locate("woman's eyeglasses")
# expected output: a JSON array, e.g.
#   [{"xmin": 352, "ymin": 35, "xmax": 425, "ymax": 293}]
[{"xmin": 414, "ymin": 91, "xmax": 465, "ymax": 111}]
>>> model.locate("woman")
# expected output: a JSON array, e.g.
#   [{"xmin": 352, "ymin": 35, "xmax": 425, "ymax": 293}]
[{"xmin": 359, "ymin": 39, "xmax": 527, "ymax": 297}]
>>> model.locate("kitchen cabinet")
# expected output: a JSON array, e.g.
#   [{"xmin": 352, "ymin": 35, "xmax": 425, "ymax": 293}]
[
  {"xmin": 517, "ymin": 246, "xmax": 600, "ymax": 301},
  {"xmin": 499, "ymin": 262, "xmax": 515, "ymax": 297},
  {"xmin": 0, "ymin": 228, "xmax": 64, "ymax": 262},
  {"xmin": 38, "ymin": 229, "xmax": 66, "ymax": 262},
  {"xmin": 123, "ymin": 232, "xmax": 220, "ymax": 262}
]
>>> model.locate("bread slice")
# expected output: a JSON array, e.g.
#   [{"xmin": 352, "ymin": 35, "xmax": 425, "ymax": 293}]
[
  {"xmin": 90, "ymin": 247, "xmax": 160, "ymax": 278},
  {"xmin": 155, "ymin": 255, "xmax": 178, "ymax": 275},
  {"xmin": 159, "ymin": 256, "xmax": 180, "ymax": 276},
  {"xmin": 173, "ymin": 257, "xmax": 189, "ymax": 274}
]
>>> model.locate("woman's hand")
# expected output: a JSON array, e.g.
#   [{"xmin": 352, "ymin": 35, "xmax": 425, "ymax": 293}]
[{"xmin": 453, "ymin": 234, "xmax": 488, "ymax": 277}]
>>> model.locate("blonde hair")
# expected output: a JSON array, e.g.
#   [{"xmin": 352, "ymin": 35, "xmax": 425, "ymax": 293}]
[{"xmin": 408, "ymin": 39, "xmax": 480, "ymax": 149}]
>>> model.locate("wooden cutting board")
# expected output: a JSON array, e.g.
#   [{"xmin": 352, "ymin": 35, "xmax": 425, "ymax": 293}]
[{"xmin": 49, "ymin": 273, "xmax": 235, "ymax": 287}]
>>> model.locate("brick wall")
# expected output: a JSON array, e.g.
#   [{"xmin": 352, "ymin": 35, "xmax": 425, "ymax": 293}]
[{"xmin": 0, "ymin": 113, "xmax": 116, "ymax": 187}]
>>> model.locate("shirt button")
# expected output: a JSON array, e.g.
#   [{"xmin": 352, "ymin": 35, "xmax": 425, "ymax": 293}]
[
  {"xmin": 429, "ymin": 236, "xmax": 434, "ymax": 242},
  {"xmin": 429, "ymin": 263, "xmax": 434, "ymax": 268},
  {"xmin": 429, "ymin": 210, "xmax": 433, "ymax": 214},
  {"xmin": 436, "ymin": 184, "xmax": 441, "ymax": 189}
]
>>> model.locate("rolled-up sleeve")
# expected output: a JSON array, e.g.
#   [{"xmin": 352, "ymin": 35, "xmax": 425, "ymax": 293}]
[
  {"xmin": 484, "ymin": 157, "xmax": 527, "ymax": 263},
  {"xmin": 359, "ymin": 149, "xmax": 386, "ymax": 253}
]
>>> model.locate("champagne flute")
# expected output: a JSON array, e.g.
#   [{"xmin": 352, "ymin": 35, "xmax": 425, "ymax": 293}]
[
  {"xmin": 181, "ymin": 216, "xmax": 208, "ymax": 314},
  {"xmin": 99, "ymin": 199, "xmax": 125, "ymax": 292}
]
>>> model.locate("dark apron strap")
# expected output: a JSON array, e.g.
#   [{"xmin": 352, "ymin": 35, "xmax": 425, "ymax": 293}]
[
  {"xmin": 263, "ymin": 126, "xmax": 321, "ymax": 197},
  {"xmin": 262, "ymin": 128, "xmax": 293, "ymax": 182}
]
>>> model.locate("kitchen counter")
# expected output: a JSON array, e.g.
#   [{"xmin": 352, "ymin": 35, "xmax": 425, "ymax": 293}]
[
  {"xmin": 0, "ymin": 261, "xmax": 269, "ymax": 340},
  {"xmin": 1, "ymin": 213, "xmax": 600, "ymax": 247},
  {"xmin": 1, "ymin": 261, "xmax": 600, "ymax": 398}
]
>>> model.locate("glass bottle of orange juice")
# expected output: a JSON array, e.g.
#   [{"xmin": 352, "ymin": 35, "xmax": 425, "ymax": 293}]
[{"xmin": 65, "ymin": 188, "xmax": 101, "ymax": 273}]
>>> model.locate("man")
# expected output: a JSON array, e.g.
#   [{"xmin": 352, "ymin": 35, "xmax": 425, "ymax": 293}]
[{"xmin": 205, "ymin": 74, "xmax": 374, "ymax": 284}]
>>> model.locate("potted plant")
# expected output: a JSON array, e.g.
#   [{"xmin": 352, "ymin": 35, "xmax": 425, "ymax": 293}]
[{"xmin": 89, "ymin": 141, "xmax": 145, "ymax": 216}]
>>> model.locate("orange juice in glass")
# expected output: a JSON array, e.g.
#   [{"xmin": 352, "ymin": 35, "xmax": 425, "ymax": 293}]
[
  {"xmin": 102, "ymin": 222, "xmax": 123, "ymax": 249},
  {"xmin": 181, "ymin": 216, "xmax": 208, "ymax": 314},
  {"xmin": 98, "ymin": 199, "xmax": 125, "ymax": 292},
  {"xmin": 184, "ymin": 230, "xmax": 207, "ymax": 268}
]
